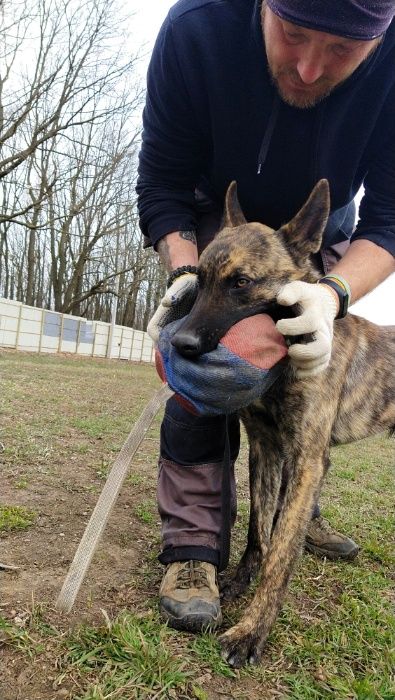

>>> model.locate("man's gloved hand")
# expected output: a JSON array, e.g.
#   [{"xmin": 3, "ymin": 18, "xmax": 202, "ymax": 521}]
[
  {"xmin": 276, "ymin": 280, "xmax": 338, "ymax": 378},
  {"xmin": 147, "ymin": 272, "xmax": 199, "ymax": 343}
]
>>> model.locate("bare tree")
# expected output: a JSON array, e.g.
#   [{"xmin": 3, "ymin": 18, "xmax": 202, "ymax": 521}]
[
  {"xmin": 0, "ymin": 0, "xmax": 164, "ymax": 329},
  {"xmin": 0, "ymin": 0, "xmax": 141, "ymax": 181}
]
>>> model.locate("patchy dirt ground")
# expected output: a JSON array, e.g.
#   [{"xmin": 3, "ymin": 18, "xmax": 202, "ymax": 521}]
[
  {"xmin": 0, "ymin": 351, "xmax": 259, "ymax": 699},
  {"xmin": 1, "ymin": 354, "xmax": 157, "ymax": 601},
  {"xmin": 1, "ymin": 350, "xmax": 394, "ymax": 700}
]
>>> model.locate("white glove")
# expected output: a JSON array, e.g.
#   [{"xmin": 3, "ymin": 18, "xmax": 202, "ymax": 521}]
[
  {"xmin": 276, "ymin": 280, "xmax": 338, "ymax": 378},
  {"xmin": 147, "ymin": 272, "xmax": 199, "ymax": 343}
]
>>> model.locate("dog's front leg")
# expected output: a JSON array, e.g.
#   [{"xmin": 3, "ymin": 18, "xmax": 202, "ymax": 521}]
[
  {"xmin": 219, "ymin": 450, "xmax": 325, "ymax": 667},
  {"xmin": 221, "ymin": 433, "xmax": 282, "ymax": 602}
]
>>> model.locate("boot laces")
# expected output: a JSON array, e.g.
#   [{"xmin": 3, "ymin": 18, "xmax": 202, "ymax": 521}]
[{"xmin": 176, "ymin": 561, "xmax": 209, "ymax": 589}]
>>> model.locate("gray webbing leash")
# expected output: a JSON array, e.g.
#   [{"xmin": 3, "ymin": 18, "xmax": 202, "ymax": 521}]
[{"xmin": 56, "ymin": 383, "xmax": 174, "ymax": 613}]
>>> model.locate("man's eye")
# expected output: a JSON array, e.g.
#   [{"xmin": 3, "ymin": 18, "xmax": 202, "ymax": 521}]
[
  {"xmin": 233, "ymin": 277, "xmax": 251, "ymax": 289},
  {"xmin": 333, "ymin": 45, "xmax": 353, "ymax": 58},
  {"xmin": 285, "ymin": 31, "xmax": 306, "ymax": 44}
]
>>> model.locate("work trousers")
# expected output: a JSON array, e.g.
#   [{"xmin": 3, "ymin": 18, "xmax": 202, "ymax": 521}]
[{"xmin": 157, "ymin": 196, "xmax": 350, "ymax": 567}]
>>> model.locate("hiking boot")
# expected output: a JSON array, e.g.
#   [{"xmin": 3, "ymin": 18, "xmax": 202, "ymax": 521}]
[
  {"xmin": 159, "ymin": 560, "xmax": 222, "ymax": 632},
  {"xmin": 305, "ymin": 516, "xmax": 359, "ymax": 561}
]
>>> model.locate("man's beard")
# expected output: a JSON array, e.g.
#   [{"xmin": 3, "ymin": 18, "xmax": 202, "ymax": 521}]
[{"xmin": 268, "ymin": 65, "xmax": 338, "ymax": 109}]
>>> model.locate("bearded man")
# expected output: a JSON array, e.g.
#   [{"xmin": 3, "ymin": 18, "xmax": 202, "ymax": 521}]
[{"xmin": 137, "ymin": 0, "xmax": 395, "ymax": 632}]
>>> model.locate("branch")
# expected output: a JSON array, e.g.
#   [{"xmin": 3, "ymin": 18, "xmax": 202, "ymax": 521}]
[{"xmin": 61, "ymin": 265, "xmax": 135, "ymax": 313}]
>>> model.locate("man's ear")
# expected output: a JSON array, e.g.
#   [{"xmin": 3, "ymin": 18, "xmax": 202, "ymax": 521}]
[
  {"xmin": 279, "ymin": 179, "xmax": 330, "ymax": 261},
  {"xmin": 222, "ymin": 181, "xmax": 247, "ymax": 227}
]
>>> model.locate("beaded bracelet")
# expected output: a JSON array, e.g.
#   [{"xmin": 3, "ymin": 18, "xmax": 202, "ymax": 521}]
[{"xmin": 167, "ymin": 265, "xmax": 199, "ymax": 288}]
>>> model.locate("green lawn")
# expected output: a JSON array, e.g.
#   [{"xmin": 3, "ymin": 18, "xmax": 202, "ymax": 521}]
[{"xmin": 0, "ymin": 351, "xmax": 393, "ymax": 699}]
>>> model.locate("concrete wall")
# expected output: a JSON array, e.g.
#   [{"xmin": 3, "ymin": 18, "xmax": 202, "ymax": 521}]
[{"xmin": 0, "ymin": 297, "xmax": 155, "ymax": 363}]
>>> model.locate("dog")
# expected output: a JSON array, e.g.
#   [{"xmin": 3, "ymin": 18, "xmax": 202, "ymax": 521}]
[{"xmin": 171, "ymin": 179, "xmax": 395, "ymax": 667}]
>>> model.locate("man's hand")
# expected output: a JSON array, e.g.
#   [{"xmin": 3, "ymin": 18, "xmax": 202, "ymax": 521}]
[
  {"xmin": 147, "ymin": 272, "xmax": 199, "ymax": 343},
  {"xmin": 276, "ymin": 280, "xmax": 338, "ymax": 378}
]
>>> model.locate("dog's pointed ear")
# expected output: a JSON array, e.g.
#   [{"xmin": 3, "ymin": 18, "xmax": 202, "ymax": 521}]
[
  {"xmin": 223, "ymin": 181, "xmax": 247, "ymax": 227},
  {"xmin": 279, "ymin": 179, "xmax": 330, "ymax": 260}
]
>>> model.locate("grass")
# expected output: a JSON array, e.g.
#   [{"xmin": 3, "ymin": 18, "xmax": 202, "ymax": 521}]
[
  {"xmin": 133, "ymin": 501, "xmax": 156, "ymax": 525},
  {"xmin": 64, "ymin": 612, "xmax": 194, "ymax": 699},
  {"xmin": 0, "ymin": 351, "xmax": 394, "ymax": 700},
  {"xmin": 274, "ymin": 567, "xmax": 394, "ymax": 699},
  {"xmin": 191, "ymin": 634, "xmax": 237, "ymax": 679},
  {"xmin": 0, "ymin": 504, "xmax": 36, "ymax": 532}
]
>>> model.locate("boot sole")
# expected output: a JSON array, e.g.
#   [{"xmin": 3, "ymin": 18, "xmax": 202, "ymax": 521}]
[{"xmin": 160, "ymin": 606, "xmax": 222, "ymax": 633}]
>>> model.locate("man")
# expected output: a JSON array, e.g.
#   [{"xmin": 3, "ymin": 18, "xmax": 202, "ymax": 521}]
[{"xmin": 137, "ymin": 0, "xmax": 395, "ymax": 632}]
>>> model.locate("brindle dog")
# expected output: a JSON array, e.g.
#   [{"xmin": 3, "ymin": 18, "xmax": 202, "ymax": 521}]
[{"xmin": 171, "ymin": 179, "xmax": 395, "ymax": 668}]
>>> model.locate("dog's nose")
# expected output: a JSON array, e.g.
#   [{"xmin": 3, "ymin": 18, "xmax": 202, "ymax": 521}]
[{"xmin": 171, "ymin": 331, "xmax": 203, "ymax": 357}]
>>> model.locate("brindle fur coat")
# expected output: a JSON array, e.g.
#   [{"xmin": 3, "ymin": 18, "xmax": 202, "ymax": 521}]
[{"xmin": 172, "ymin": 180, "xmax": 395, "ymax": 667}]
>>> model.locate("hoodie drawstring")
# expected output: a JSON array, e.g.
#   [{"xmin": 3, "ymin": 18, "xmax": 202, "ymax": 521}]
[{"xmin": 257, "ymin": 93, "xmax": 281, "ymax": 175}]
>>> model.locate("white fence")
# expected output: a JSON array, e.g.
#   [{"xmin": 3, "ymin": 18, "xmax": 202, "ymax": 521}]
[{"xmin": 0, "ymin": 297, "xmax": 155, "ymax": 363}]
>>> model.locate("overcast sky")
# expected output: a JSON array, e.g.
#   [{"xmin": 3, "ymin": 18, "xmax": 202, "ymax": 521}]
[{"xmin": 132, "ymin": 0, "xmax": 394, "ymax": 325}]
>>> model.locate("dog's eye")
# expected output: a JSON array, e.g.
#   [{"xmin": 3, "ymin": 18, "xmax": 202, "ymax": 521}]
[{"xmin": 233, "ymin": 277, "xmax": 251, "ymax": 289}]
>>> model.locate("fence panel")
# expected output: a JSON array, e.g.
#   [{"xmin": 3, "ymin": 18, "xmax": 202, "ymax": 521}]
[{"xmin": 0, "ymin": 298, "xmax": 155, "ymax": 364}]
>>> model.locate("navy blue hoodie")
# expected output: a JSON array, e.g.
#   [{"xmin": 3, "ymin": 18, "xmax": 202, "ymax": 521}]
[{"xmin": 137, "ymin": 0, "xmax": 395, "ymax": 256}]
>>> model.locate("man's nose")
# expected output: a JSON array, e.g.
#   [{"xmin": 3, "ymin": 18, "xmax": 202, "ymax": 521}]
[{"xmin": 296, "ymin": 49, "xmax": 325, "ymax": 84}]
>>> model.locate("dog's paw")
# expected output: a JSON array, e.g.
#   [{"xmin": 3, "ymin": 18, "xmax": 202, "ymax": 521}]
[
  {"xmin": 219, "ymin": 625, "xmax": 264, "ymax": 668},
  {"xmin": 220, "ymin": 576, "xmax": 250, "ymax": 602},
  {"xmin": 220, "ymin": 554, "xmax": 262, "ymax": 603}
]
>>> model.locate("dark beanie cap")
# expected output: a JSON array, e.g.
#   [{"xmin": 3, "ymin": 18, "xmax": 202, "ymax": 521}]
[{"xmin": 266, "ymin": 0, "xmax": 395, "ymax": 40}]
